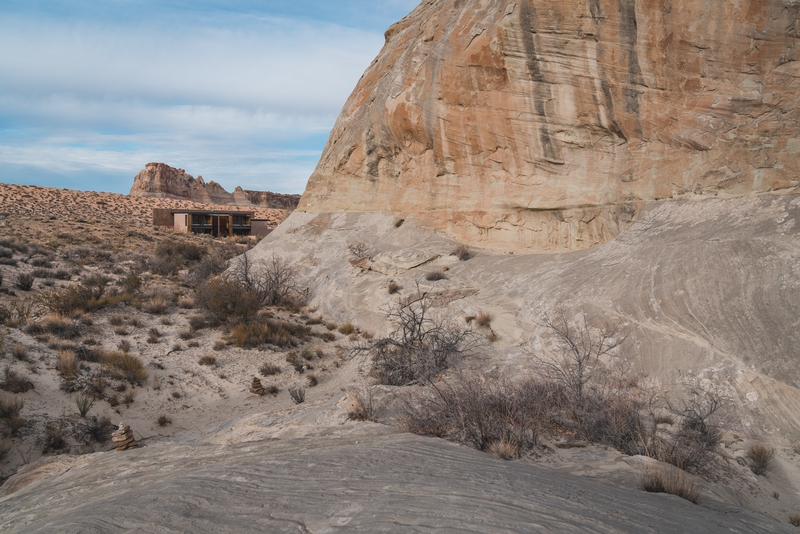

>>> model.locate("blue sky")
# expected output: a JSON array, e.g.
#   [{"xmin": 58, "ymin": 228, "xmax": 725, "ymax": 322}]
[{"xmin": 0, "ymin": 1, "xmax": 419, "ymax": 194}]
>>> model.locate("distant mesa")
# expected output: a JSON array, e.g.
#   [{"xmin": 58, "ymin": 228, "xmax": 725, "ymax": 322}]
[{"xmin": 130, "ymin": 162, "xmax": 300, "ymax": 210}]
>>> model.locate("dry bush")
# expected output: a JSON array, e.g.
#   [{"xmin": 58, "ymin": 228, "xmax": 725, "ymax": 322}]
[
  {"xmin": 100, "ymin": 351, "xmax": 148, "ymax": 386},
  {"xmin": 347, "ymin": 388, "xmax": 377, "ymax": 422},
  {"xmin": 388, "ymin": 281, "xmax": 401, "ymax": 294},
  {"xmin": 123, "ymin": 390, "xmax": 136, "ymax": 406},
  {"xmin": 11, "ymin": 344, "xmax": 28, "ymax": 361},
  {"xmin": 0, "ymin": 395, "xmax": 25, "ymax": 436},
  {"xmin": 229, "ymin": 254, "xmax": 306, "ymax": 308},
  {"xmin": 16, "ymin": 273, "xmax": 34, "ymax": 291},
  {"xmin": 338, "ymin": 322, "xmax": 355, "ymax": 335},
  {"xmin": 177, "ymin": 296, "xmax": 195, "ymax": 309},
  {"xmin": 747, "ymin": 443, "xmax": 775, "ymax": 476},
  {"xmin": 289, "ymin": 386, "xmax": 306, "ymax": 404},
  {"xmin": 198, "ymin": 355, "xmax": 217, "ymax": 366},
  {"xmin": 260, "ymin": 362, "xmax": 282, "ymax": 376},
  {"xmin": 177, "ymin": 328, "xmax": 194, "ymax": 340},
  {"xmin": 0, "ymin": 366, "xmax": 34, "ymax": 393},
  {"xmin": 109, "ymin": 314, "xmax": 125, "ymax": 326},
  {"xmin": 212, "ymin": 340, "xmax": 226, "ymax": 351},
  {"xmin": 195, "ymin": 276, "xmax": 262, "ymax": 325},
  {"xmin": 265, "ymin": 384, "xmax": 280, "ymax": 396},
  {"xmin": 453, "ymin": 244, "xmax": 472, "ymax": 261},
  {"xmin": 26, "ymin": 313, "xmax": 81, "ymax": 339},
  {"xmin": 142, "ymin": 296, "xmax": 169, "ymax": 314},
  {"xmin": 147, "ymin": 329, "xmax": 160, "ymax": 344},
  {"xmin": 487, "ymin": 440, "xmax": 518, "ymax": 460},
  {"xmin": 307, "ymin": 373, "xmax": 319, "ymax": 387},
  {"xmin": 358, "ymin": 290, "xmax": 477, "ymax": 386},
  {"xmin": 118, "ymin": 340, "xmax": 131, "ymax": 353},
  {"xmin": 41, "ymin": 422, "xmax": 68, "ymax": 453},
  {"xmin": 347, "ymin": 242, "xmax": 370, "ymax": 258},
  {"xmin": 425, "ymin": 270, "xmax": 448, "ymax": 281},
  {"xmin": 638, "ymin": 464, "xmax": 703, "ymax": 504},
  {"xmin": 475, "ymin": 312, "xmax": 493, "ymax": 327},
  {"xmin": 789, "ymin": 514, "xmax": 800, "ymax": 527},
  {"xmin": 76, "ymin": 415, "xmax": 114, "ymax": 445},
  {"xmin": 157, "ymin": 415, "xmax": 172, "ymax": 427},
  {"xmin": 229, "ymin": 319, "xmax": 310, "ymax": 349},
  {"xmin": 114, "ymin": 326, "xmax": 129, "ymax": 336},
  {"xmin": 57, "ymin": 350, "xmax": 79, "ymax": 381}
]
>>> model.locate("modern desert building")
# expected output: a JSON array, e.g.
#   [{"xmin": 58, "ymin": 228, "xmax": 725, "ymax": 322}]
[{"xmin": 152, "ymin": 209, "xmax": 273, "ymax": 238}]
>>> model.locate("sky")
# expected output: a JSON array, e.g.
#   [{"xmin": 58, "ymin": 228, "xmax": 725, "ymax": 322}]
[{"xmin": 0, "ymin": 0, "xmax": 419, "ymax": 194}]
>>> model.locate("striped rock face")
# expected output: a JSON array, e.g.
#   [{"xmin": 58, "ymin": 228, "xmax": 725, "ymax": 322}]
[{"xmin": 299, "ymin": 0, "xmax": 800, "ymax": 252}]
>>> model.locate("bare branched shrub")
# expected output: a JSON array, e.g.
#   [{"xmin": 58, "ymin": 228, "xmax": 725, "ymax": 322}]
[
  {"xmin": 357, "ymin": 290, "xmax": 477, "ymax": 385},
  {"xmin": 347, "ymin": 242, "xmax": 370, "ymax": 258},
  {"xmin": 195, "ymin": 276, "xmax": 263, "ymax": 325},
  {"xmin": 638, "ymin": 464, "xmax": 703, "ymax": 504},
  {"xmin": 348, "ymin": 388, "xmax": 377, "ymax": 422},
  {"xmin": 747, "ymin": 443, "xmax": 775, "ymax": 476},
  {"xmin": 229, "ymin": 253, "xmax": 305, "ymax": 308},
  {"xmin": 41, "ymin": 422, "xmax": 68, "ymax": 453}
]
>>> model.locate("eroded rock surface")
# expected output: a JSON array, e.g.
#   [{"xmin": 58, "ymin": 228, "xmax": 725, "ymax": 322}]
[
  {"xmin": 0, "ymin": 427, "xmax": 788, "ymax": 533},
  {"xmin": 300, "ymin": 0, "xmax": 800, "ymax": 251},
  {"xmin": 130, "ymin": 162, "xmax": 301, "ymax": 209}
]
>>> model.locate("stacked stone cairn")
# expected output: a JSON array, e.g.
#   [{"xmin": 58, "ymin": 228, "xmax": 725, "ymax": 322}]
[
  {"xmin": 112, "ymin": 422, "xmax": 138, "ymax": 451},
  {"xmin": 250, "ymin": 377, "xmax": 265, "ymax": 396}
]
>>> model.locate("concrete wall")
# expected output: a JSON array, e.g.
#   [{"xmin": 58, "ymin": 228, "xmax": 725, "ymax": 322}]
[
  {"xmin": 174, "ymin": 213, "xmax": 190, "ymax": 233},
  {"xmin": 251, "ymin": 220, "xmax": 273, "ymax": 238}
]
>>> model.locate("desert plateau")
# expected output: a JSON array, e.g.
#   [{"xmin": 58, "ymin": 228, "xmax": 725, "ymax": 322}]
[{"xmin": 1, "ymin": 0, "xmax": 800, "ymax": 532}]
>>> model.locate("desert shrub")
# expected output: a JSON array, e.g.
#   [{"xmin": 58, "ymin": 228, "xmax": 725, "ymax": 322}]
[
  {"xmin": 0, "ymin": 367, "xmax": 34, "ymax": 393},
  {"xmin": 425, "ymin": 270, "xmax": 448, "ymax": 281},
  {"xmin": 156, "ymin": 240, "xmax": 206, "ymax": 263},
  {"xmin": 0, "ymin": 271, "xmax": 3, "ymax": 287},
  {"xmin": 195, "ymin": 276, "xmax": 262, "ymax": 325},
  {"xmin": 186, "ymin": 253, "xmax": 228, "ymax": 286},
  {"xmin": 11, "ymin": 344, "xmax": 28, "ymax": 361},
  {"xmin": 790, "ymin": 514, "xmax": 800, "ymax": 527},
  {"xmin": 198, "ymin": 355, "xmax": 217, "ymax": 366},
  {"xmin": 16, "ymin": 273, "xmax": 34, "ymax": 291},
  {"xmin": 475, "ymin": 312, "xmax": 493, "ymax": 327},
  {"xmin": 228, "ymin": 253, "xmax": 306, "ymax": 308},
  {"xmin": 74, "ymin": 392, "xmax": 94, "ymax": 417},
  {"xmin": 109, "ymin": 314, "xmax": 126, "ymax": 326},
  {"xmin": 118, "ymin": 340, "xmax": 131, "ymax": 353},
  {"xmin": 358, "ymin": 291, "xmax": 476, "ymax": 385},
  {"xmin": 142, "ymin": 296, "xmax": 169, "ymax": 314},
  {"xmin": 0, "ymin": 395, "xmax": 25, "ymax": 435},
  {"xmin": 114, "ymin": 326, "xmax": 129, "ymax": 336},
  {"xmin": 39, "ymin": 285, "xmax": 100, "ymax": 314},
  {"xmin": 157, "ymin": 415, "xmax": 172, "ymax": 427},
  {"xmin": 147, "ymin": 329, "xmax": 160, "ymax": 344},
  {"xmin": 56, "ymin": 350, "xmax": 79, "ymax": 381},
  {"xmin": 453, "ymin": 244, "xmax": 472, "ymax": 261},
  {"xmin": 347, "ymin": 242, "xmax": 369, "ymax": 258},
  {"xmin": 265, "ymin": 384, "xmax": 280, "ymax": 395},
  {"xmin": 177, "ymin": 296, "xmax": 195, "ymax": 309},
  {"xmin": 325, "ymin": 322, "xmax": 337, "ymax": 331},
  {"xmin": 29, "ymin": 256, "xmax": 52, "ymax": 268},
  {"xmin": 121, "ymin": 273, "xmax": 142, "ymax": 294},
  {"xmin": 638, "ymin": 464, "xmax": 703, "ymax": 504},
  {"xmin": 289, "ymin": 386, "xmax": 306, "ymax": 404},
  {"xmin": 81, "ymin": 273, "xmax": 108, "ymax": 299},
  {"xmin": 100, "ymin": 351, "xmax": 148, "ymax": 386},
  {"xmin": 348, "ymin": 388, "xmax": 377, "ymax": 422},
  {"xmin": 123, "ymin": 390, "xmax": 136, "ymax": 406},
  {"xmin": 229, "ymin": 319, "xmax": 310, "ymax": 349},
  {"xmin": 747, "ymin": 443, "xmax": 775, "ymax": 476},
  {"xmin": 338, "ymin": 322, "xmax": 355, "ymax": 335},
  {"xmin": 31, "ymin": 268, "xmax": 53, "ymax": 279},
  {"xmin": 260, "ymin": 362, "xmax": 282, "ymax": 376},
  {"xmin": 75, "ymin": 344, "xmax": 106, "ymax": 363},
  {"xmin": 26, "ymin": 313, "xmax": 81, "ymax": 339},
  {"xmin": 79, "ymin": 415, "xmax": 114, "ymax": 444},
  {"xmin": 41, "ymin": 422, "xmax": 68, "ymax": 453},
  {"xmin": 307, "ymin": 373, "xmax": 319, "ymax": 387},
  {"xmin": 0, "ymin": 248, "xmax": 12, "ymax": 259},
  {"xmin": 188, "ymin": 315, "xmax": 207, "ymax": 331},
  {"xmin": 388, "ymin": 281, "xmax": 401, "ymax": 294}
]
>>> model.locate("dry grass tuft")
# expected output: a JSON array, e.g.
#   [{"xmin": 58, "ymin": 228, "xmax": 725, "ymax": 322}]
[
  {"xmin": 198, "ymin": 355, "xmax": 217, "ymax": 366},
  {"xmin": 56, "ymin": 350, "xmax": 79, "ymax": 381},
  {"xmin": 638, "ymin": 464, "xmax": 703, "ymax": 504},
  {"xmin": 100, "ymin": 351, "xmax": 148, "ymax": 386},
  {"xmin": 338, "ymin": 322, "xmax": 355, "ymax": 335},
  {"xmin": 259, "ymin": 362, "xmax": 282, "ymax": 376},
  {"xmin": 388, "ymin": 281, "xmax": 402, "ymax": 294},
  {"xmin": 425, "ymin": 270, "xmax": 448, "ymax": 281},
  {"xmin": 142, "ymin": 296, "xmax": 170, "ymax": 314},
  {"xmin": 0, "ymin": 367, "xmax": 34, "ymax": 393},
  {"xmin": 475, "ymin": 312, "xmax": 493, "ymax": 327},
  {"xmin": 747, "ymin": 443, "xmax": 775, "ymax": 476},
  {"xmin": 789, "ymin": 514, "xmax": 800, "ymax": 527},
  {"xmin": 487, "ymin": 440, "xmax": 518, "ymax": 460}
]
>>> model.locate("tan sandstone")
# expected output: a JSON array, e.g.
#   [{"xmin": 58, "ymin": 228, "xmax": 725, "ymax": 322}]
[{"xmin": 299, "ymin": 0, "xmax": 800, "ymax": 252}]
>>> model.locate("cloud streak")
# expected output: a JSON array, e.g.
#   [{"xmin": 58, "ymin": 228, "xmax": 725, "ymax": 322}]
[{"xmin": 0, "ymin": 1, "xmax": 415, "ymax": 193}]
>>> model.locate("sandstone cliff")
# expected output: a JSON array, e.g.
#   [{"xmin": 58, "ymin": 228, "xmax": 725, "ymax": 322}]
[
  {"xmin": 130, "ymin": 163, "xmax": 301, "ymax": 210},
  {"xmin": 299, "ymin": 0, "xmax": 800, "ymax": 251}
]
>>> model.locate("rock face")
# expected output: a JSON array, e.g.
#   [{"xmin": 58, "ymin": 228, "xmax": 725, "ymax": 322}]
[
  {"xmin": 130, "ymin": 163, "xmax": 301, "ymax": 210},
  {"xmin": 299, "ymin": 0, "xmax": 800, "ymax": 251}
]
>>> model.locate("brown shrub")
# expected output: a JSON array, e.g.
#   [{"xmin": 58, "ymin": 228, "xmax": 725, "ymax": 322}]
[
  {"xmin": 338, "ymin": 323, "xmax": 355, "ymax": 335},
  {"xmin": 453, "ymin": 244, "xmax": 472, "ymax": 261},
  {"xmin": 638, "ymin": 464, "xmax": 703, "ymax": 504},
  {"xmin": 425, "ymin": 270, "xmax": 448, "ymax": 281},
  {"xmin": 198, "ymin": 355, "xmax": 217, "ymax": 366},
  {"xmin": 56, "ymin": 350, "xmax": 79, "ymax": 381},
  {"xmin": 747, "ymin": 443, "xmax": 775, "ymax": 476},
  {"xmin": 26, "ymin": 313, "xmax": 81, "ymax": 339},
  {"xmin": 347, "ymin": 388, "xmax": 377, "ymax": 422},
  {"xmin": 142, "ymin": 296, "xmax": 169, "ymax": 314},
  {"xmin": 259, "ymin": 363, "xmax": 282, "ymax": 376},
  {"xmin": 229, "ymin": 319, "xmax": 310, "ymax": 349},
  {"xmin": 100, "ymin": 351, "xmax": 148, "ymax": 386},
  {"xmin": 388, "ymin": 281, "xmax": 401, "ymax": 294},
  {"xmin": 0, "ymin": 367, "xmax": 34, "ymax": 393}
]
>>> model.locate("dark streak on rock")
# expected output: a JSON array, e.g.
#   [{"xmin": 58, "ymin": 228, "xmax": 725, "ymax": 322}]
[
  {"xmin": 617, "ymin": 0, "xmax": 643, "ymax": 83},
  {"xmin": 520, "ymin": 0, "xmax": 562, "ymax": 164},
  {"xmin": 601, "ymin": 81, "xmax": 628, "ymax": 142}
]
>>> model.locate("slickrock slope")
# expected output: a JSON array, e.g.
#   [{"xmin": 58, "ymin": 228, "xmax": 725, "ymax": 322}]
[
  {"xmin": 300, "ymin": 0, "xmax": 800, "ymax": 252},
  {"xmin": 250, "ymin": 193, "xmax": 800, "ymax": 440},
  {"xmin": 0, "ymin": 425, "xmax": 789, "ymax": 533},
  {"xmin": 130, "ymin": 162, "xmax": 301, "ymax": 209}
]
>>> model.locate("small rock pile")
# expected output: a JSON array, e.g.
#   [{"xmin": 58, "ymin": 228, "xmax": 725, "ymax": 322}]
[
  {"xmin": 250, "ymin": 377, "xmax": 265, "ymax": 396},
  {"xmin": 112, "ymin": 422, "xmax": 138, "ymax": 451}
]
